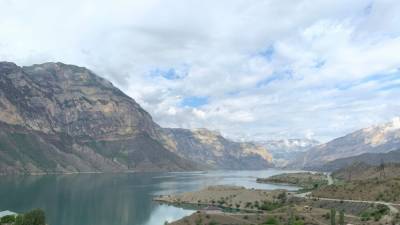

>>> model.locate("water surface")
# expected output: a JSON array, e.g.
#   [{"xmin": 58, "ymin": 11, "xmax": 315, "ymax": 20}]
[{"xmin": 0, "ymin": 169, "xmax": 299, "ymax": 225}]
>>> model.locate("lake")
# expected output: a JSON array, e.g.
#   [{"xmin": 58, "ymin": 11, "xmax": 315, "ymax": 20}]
[{"xmin": 0, "ymin": 169, "xmax": 299, "ymax": 225}]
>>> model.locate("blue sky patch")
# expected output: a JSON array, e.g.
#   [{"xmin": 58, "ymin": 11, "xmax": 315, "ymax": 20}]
[
  {"xmin": 258, "ymin": 45, "xmax": 275, "ymax": 61},
  {"xmin": 256, "ymin": 70, "xmax": 293, "ymax": 88},
  {"xmin": 181, "ymin": 96, "xmax": 209, "ymax": 107},
  {"xmin": 150, "ymin": 65, "xmax": 189, "ymax": 80}
]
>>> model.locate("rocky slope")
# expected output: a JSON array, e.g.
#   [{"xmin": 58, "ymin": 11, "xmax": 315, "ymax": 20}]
[
  {"xmin": 0, "ymin": 62, "xmax": 198, "ymax": 174},
  {"xmin": 257, "ymin": 139, "xmax": 319, "ymax": 167},
  {"xmin": 320, "ymin": 149, "xmax": 400, "ymax": 172},
  {"xmin": 297, "ymin": 118, "xmax": 400, "ymax": 170},
  {"xmin": 0, "ymin": 62, "xmax": 273, "ymax": 174},
  {"xmin": 161, "ymin": 128, "xmax": 273, "ymax": 169}
]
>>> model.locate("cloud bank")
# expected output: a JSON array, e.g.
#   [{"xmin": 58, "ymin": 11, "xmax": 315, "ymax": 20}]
[{"xmin": 1, "ymin": 0, "xmax": 400, "ymax": 141}]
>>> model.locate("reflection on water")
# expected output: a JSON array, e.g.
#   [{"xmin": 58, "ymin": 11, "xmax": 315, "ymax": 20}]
[{"xmin": 0, "ymin": 169, "xmax": 299, "ymax": 225}]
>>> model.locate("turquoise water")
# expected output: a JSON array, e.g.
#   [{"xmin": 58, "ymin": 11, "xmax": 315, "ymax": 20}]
[{"xmin": 0, "ymin": 169, "xmax": 299, "ymax": 225}]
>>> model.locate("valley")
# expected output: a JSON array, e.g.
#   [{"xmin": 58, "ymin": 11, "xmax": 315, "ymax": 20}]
[{"xmin": 0, "ymin": 62, "xmax": 400, "ymax": 225}]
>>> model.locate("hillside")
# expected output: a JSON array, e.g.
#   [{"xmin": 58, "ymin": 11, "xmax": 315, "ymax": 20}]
[
  {"xmin": 332, "ymin": 162, "xmax": 400, "ymax": 181},
  {"xmin": 312, "ymin": 163, "xmax": 400, "ymax": 203},
  {"xmin": 320, "ymin": 149, "xmax": 400, "ymax": 171},
  {"xmin": 0, "ymin": 62, "xmax": 273, "ymax": 175},
  {"xmin": 161, "ymin": 128, "xmax": 273, "ymax": 169},
  {"xmin": 296, "ymin": 118, "xmax": 400, "ymax": 169},
  {"xmin": 0, "ymin": 62, "xmax": 200, "ymax": 174}
]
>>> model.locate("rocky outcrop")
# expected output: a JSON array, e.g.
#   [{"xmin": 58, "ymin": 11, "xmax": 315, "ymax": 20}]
[
  {"xmin": 0, "ymin": 62, "xmax": 274, "ymax": 175},
  {"xmin": 296, "ymin": 118, "xmax": 400, "ymax": 170},
  {"xmin": 0, "ymin": 62, "xmax": 198, "ymax": 174},
  {"xmin": 160, "ymin": 128, "xmax": 273, "ymax": 169}
]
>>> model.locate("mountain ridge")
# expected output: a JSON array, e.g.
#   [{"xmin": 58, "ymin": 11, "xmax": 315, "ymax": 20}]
[
  {"xmin": 295, "ymin": 118, "xmax": 400, "ymax": 170},
  {"xmin": 0, "ymin": 61, "xmax": 273, "ymax": 174}
]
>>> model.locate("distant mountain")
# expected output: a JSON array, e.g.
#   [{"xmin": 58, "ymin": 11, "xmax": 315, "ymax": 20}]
[
  {"xmin": 257, "ymin": 139, "xmax": 319, "ymax": 167},
  {"xmin": 0, "ymin": 62, "xmax": 273, "ymax": 175},
  {"xmin": 296, "ymin": 118, "xmax": 400, "ymax": 170},
  {"xmin": 319, "ymin": 149, "xmax": 400, "ymax": 172},
  {"xmin": 161, "ymin": 128, "xmax": 273, "ymax": 169}
]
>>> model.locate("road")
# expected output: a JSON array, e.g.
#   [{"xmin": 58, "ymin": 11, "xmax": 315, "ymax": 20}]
[{"xmin": 293, "ymin": 173, "xmax": 399, "ymax": 215}]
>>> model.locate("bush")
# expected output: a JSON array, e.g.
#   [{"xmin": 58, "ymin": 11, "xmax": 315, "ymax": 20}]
[
  {"xmin": 264, "ymin": 217, "xmax": 279, "ymax": 225},
  {"xmin": 14, "ymin": 209, "xmax": 46, "ymax": 225},
  {"xmin": 259, "ymin": 201, "xmax": 282, "ymax": 211},
  {"xmin": 1, "ymin": 215, "xmax": 16, "ymax": 223}
]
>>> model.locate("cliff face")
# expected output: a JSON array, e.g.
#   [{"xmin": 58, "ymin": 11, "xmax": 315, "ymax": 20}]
[
  {"xmin": 0, "ymin": 62, "xmax": 273, "ymax": 175},
  {"xmin": 296, "ymin": 118, "xmax": 400, "ymax": 170},
  {"xmin": 161, "ymin": 128, "xmax": 273, "ymax": 169},
  {"xmin": 0, "ymin": 62, "xmax": 197, "ymax": 174}
]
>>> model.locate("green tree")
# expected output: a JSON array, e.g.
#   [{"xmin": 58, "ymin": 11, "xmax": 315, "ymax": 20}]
[
  {"xmin": 23, "ymin": 209, "xmax": 46, "ymax": 225},
  {"xmin": 330, "ymin": 208, "xmax": 336, "ymax": 225},
  {"xmin": 14, "ymin": 214, "xmax": 24, "ymax": 225},
  {"xmin": 339, "ymin": 210, "xmax": 345, "ymax": 225},
  {"xmin": 0, "ymin": 215, "xmax": 16, "ymax": 223}
]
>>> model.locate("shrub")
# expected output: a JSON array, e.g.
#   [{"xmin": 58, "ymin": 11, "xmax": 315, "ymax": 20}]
[
  {"xmin": 0, "ymin": 215, "xmax": 16, "ymax": 223},
  {"xmin": 15, "ymin": 209, "xmax": 46, "ymax": 225},
  {"xmin": 265, "ymin": 217, "xmax": 279, "ymax": 225}
]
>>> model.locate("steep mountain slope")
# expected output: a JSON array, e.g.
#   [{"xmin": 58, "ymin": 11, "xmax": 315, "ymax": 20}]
[
  {"xmin": 298, "ymin": 118, "xmax": 400, "ymax": 170},
  {"xmin": 319, "ymin": 149, "xmax": 400, "ymax": 171},
  {"xmin": 257, "ymin": 139, "xmax": 319, "ymax": 167},
  {"xmin": 0, "ymin": 62, "xmax": 274, "ymax": 175},
  {"xmin": 161, "ymin": 128, "xmax": 273, "ymax": 169},
  {"xmin": 0, "ymin": 62, "xmax": 197, "ymax": 174}
]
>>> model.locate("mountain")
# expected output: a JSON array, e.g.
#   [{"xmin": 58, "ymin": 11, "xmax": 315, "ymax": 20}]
[
  {"xmin": 297, "ymin": 118, "xmax": 400, "ymax": 170},
  {"xmin": 257, "ymin": 139, "xmax": 319, "ymax": 167},
  {"xmin": 332, "ymin": 162, "xmax": 400, "ymax": 181},
  {"xmin": 161, "ymin": 128, "xmax": 273, "ymax": 169},
  {"xmin": 319, "ymin": 149, "xmax": 400, "ymax": 172},
  {"xmin": 0, "ymin": 62, "xmax": 198, "ymax": 174},
  {"xmin": 0, "ymin": 62, "xmax": 273, "ymax": 175}
]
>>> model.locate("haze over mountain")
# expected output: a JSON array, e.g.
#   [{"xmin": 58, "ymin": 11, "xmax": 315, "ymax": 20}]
[
  {"xmin": 257, "ymin": 139, "xmax": 319, "ymax": 167},
  {"xmin": 296, "ymin": 118, "xmax": 400, "ymax": 170},
  {"xmin": 0, "ymin": 62, "xmax": 273, "ymax": 175}
]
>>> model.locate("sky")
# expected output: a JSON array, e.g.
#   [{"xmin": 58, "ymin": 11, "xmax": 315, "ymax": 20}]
[{"xmin": 0, "ymin": 0, "xmax": 400, "ymax": 142}]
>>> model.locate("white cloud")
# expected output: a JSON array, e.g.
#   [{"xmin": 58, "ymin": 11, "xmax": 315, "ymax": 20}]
[{"xmin": 0, "ymin": 0, "xmax": 400, "ymax": 142}]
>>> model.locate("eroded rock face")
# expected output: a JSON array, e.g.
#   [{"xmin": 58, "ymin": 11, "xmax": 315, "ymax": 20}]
[
  {"xmin": 0, "ymin": 62, "xmax": 160, "ymax": 139},
  {"xmin": 296, "ymin": 118, "xmax": 400, "ymax": 170},
  {"xmin": 0, "ymin": 62, "xmax": 274, "ymax": 174},
  {"xmin": 161, "ymin": 128, "xmax": 273, "ymax": 169},
  {"xmin": 0, "ymin": 62, "xmax": 196, "ymax": 174}
]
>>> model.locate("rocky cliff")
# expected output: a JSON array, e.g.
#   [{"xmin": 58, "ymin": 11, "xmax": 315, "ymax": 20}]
[
  {"xmin": 296, "ymin": 118, "xmax": 400, "ymax": 170},
  {"xmin": 0, "ymin": 62, "xmax": 273, "ymax": 174},
  {"xmin": 161, "ymin": 128, "xmax": 273, "ymax": 169},
  {"xmin": 0, "ymin": 62, "xmax": 198, "ymax": 174}
]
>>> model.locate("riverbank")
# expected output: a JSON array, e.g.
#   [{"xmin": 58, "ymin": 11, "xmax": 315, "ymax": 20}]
[
  {"xmin": 256, "ymin": 172, "xmax": 328, "ymax": 189},
  {"xmin": 158, "ymin": 176, "xmax": 399, "ymax": 225},
  {"xmin": 154, "ymin": 185, "xmax": 287, "ymax": 211}
]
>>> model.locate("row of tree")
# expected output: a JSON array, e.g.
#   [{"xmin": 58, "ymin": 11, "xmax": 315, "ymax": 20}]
[{"xmin": 0, "ymin": 209, "xmax": 45, "ymax": 225}]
